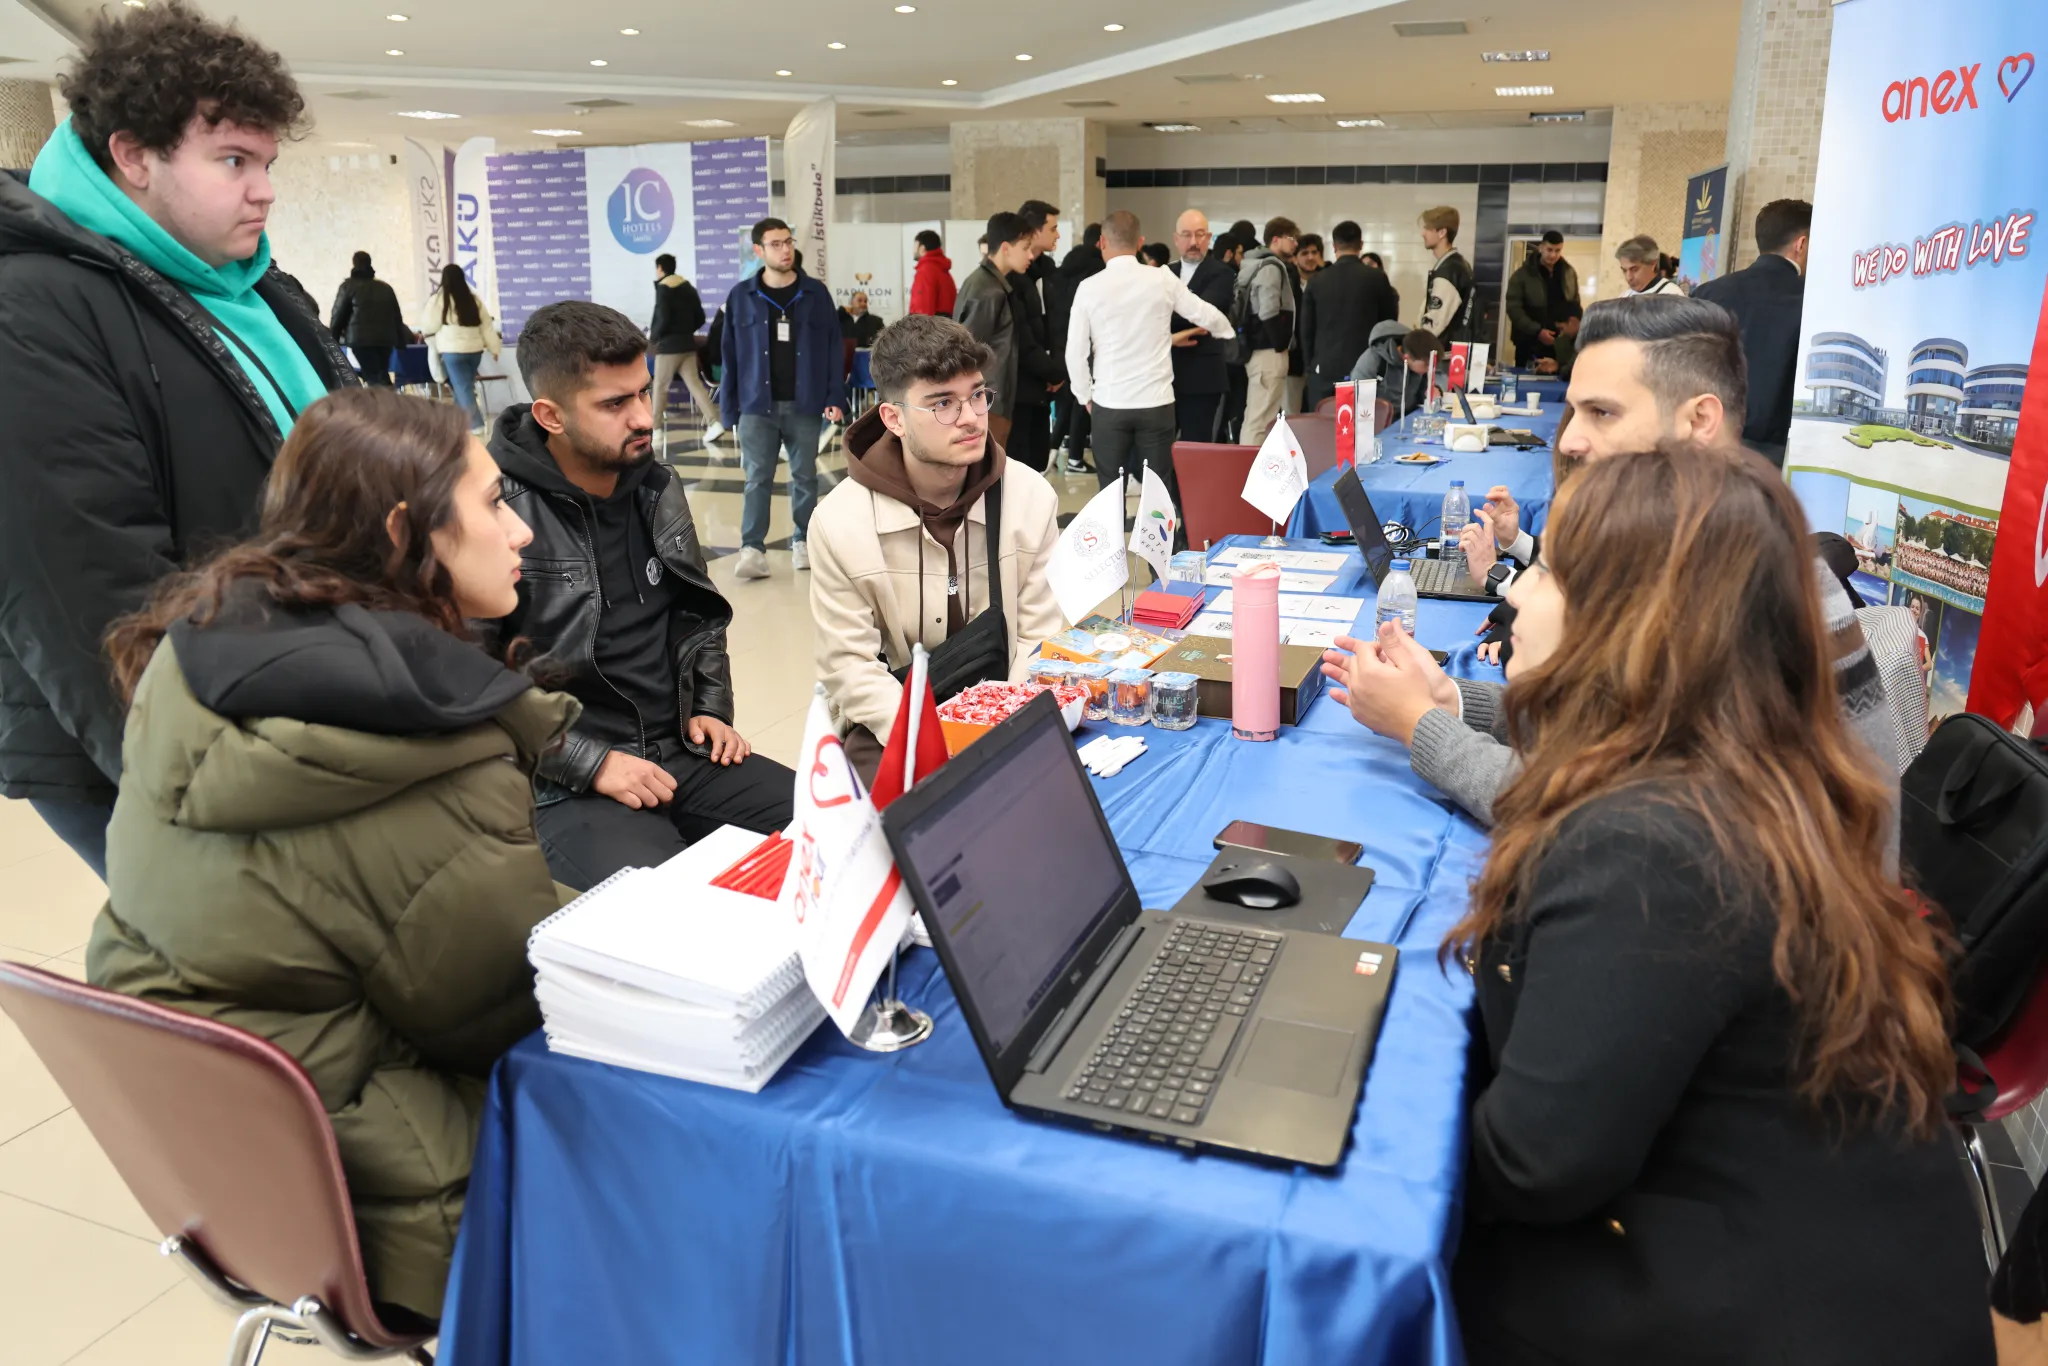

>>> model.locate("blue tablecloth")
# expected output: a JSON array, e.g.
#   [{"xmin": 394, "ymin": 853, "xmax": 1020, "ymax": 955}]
[
  {"xmin": 439, "ymin": 537, "xmax": 1499, "ymax": 1366},
  {"xmin": 1288, "ymin": 402, "xmax": 1563, "ymax": 542}
]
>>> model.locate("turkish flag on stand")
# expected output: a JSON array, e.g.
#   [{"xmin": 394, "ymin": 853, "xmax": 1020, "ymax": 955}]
[
  {"xmin": 870, "ymin": 646, "xmax": 949, "ymax": 809},
  {"xmin": 1335, "ymin": 380, "xmax": 1357, "ymax": 469},
  {"xmin": 1969, "ymin": 281, "xmax": 2048, "ymax": 733}
]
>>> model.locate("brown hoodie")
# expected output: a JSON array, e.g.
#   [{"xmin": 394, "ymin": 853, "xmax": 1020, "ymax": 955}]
[{"xmin": 843, "ymin": 407, "xmax": 1007, "ymax": 633}]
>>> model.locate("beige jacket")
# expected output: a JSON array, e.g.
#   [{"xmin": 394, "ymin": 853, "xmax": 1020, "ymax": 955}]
[
  {"xmin": 809, "ymin": 463, "xmax": 1064, "ymax": 743},
  {"xmin": 425, "ymin": 292, "xmax": 502, "ymax": 358}
]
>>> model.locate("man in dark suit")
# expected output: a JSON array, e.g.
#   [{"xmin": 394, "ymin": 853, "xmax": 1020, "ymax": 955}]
[
  {"xmin": 1694, "ymin": 199, "xmax": 1810, "ymax": 468},
  {"xmin": 1167, "ymin": 209, "xmax": 1238, "ymax": 443},
  {"xmin": 1300, "ymin": 220, "xmax": 1402, "ymax": 411},
  {"xmin": 1008, "ymin": 198, "xmax": 1072, "ymax": 472}
]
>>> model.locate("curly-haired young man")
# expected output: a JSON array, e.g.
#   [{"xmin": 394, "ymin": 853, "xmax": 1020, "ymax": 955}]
[{"xmin": 0, "ymin": 0, "xmax": 355, "ymax": 876}]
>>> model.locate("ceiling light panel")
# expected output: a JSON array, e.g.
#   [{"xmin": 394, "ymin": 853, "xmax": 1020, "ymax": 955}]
[
  {"xmin": 1528, "ymin": 111, "xmax": 1586, "ymax": 122},
  {"xmin": 1265, "ymin": 93, "xmax": 1325, "ymax": 104},
  {"xmin": 1103, "ymin": 23, "xmax": 1124, "ymax": 31},
  {"xmin": 1335, "ymin": 118, "xmax": 1384, "ymax": 128},
  {"xmin": 828, "ymin": 41, "xmax": 845, "ymax": 49},
  {"xmin": 620, "ymin": 27, "xmax": 640, "ymax": 35},
  {"xmin": 533, "ymin": 128, "xmax": 582, "ymax": 136},
  {"xmin": 1494, "ymin": 85, "xmax": 1554, "ymax": 97},
  {"xmin": 1481, "ymin": 50, "xmax": 1549, "ymax": 62},
  {"xmin": 1147, "ymin": 123, "xmax": 1200, "ymax": 133},
  {"xmin": 395, "ymin": 110, "xmax": 459, "ymax": 120},
  {"xmin": 684, "ymin": 118, "xmax": 736, "ymax": 128}
]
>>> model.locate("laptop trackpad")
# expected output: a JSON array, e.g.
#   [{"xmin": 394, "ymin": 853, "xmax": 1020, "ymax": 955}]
[{"xmin": 1236, "ymin": 1018, "xmax": 1353, "ymax": 1096}]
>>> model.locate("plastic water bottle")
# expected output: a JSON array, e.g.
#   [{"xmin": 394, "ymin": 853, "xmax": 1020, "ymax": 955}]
[
  {"xmin": 1377, "ymin": 559, "xmax": 1418, "ymax": 635},
  {"xmin": 1441, "ymin": 481, "xmax": 1472, "ymax": 576},
  {"xmin": 1501, "ymin": 371, "xmax": 1519, "ymax": 405}
]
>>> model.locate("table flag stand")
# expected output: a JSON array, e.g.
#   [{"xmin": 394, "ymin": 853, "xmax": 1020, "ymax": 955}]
[
  {"xmin": 848, "ymin": 651, "xmax": 936, "ymax": 1053},
  {"xmin": 849, "ymin": 947, "xmax": 931, "ymax": 1052}
]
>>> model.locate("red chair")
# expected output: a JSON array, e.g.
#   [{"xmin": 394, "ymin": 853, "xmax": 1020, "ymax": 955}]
[
  {"xmin": 1172, "ymin": 442, "xmax": 1272, "ymax": 549},
  {"xmin": 1374, "ymin": 398, "xmax": 1396, "ymax": 434},
  {"xmin": 1314, "ymin": 396, "xmax": 1338, "ymax": 416},
  {"xmin": 0, "ymin": 961, "xmax": 436, "ymax": 1364},
  {"xmin": 1959, "ymin": 961, "xmax": 2048, "ymax": 1267}
]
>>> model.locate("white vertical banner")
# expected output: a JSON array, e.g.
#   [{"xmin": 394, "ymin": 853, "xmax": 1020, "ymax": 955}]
[
  {"xmin": 584, "ymin": 143, "xmax": 698, "ymax": 327},
  {"xmin": 784, "ymin": 99, "xmax": 836, "ymax": 286},
  {"xmin": 451, "ymin": 136, "xmax": 498, "ymax": 315},
  {"xmin": 830, "ymin": 223, "xmax": 908, "ymax": 321},
  {"xmin": 401, "ymin": 138, "xmax": 446, "ymax": 316}
]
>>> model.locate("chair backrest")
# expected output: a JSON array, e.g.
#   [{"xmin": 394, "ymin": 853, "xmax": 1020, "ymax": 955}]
[
  {"xmin": 0, "ymin": 962, "xmax": 412, "ymax": 1347},
  {"xmin": 1171, "ymin": 442, "xmax": 1270, "ymax": 547},
  {"xmin": 1314, "ymin": 396, "xmax": 1338, "ymax": 416},
  {"xmin": 1287, "ymin": 414, "xmax": 1339, "ymax": 479},
  {"xmin": 1373, "ymin": 398, "xmax": 1396, "ymax": 434}
]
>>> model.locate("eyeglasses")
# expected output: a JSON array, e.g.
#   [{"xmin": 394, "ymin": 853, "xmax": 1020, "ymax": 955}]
[{"xmin": 891, "ymin": 387, "xmax": 996, "ymax": 426}]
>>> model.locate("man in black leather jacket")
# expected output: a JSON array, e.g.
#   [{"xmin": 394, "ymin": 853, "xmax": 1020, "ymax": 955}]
[{"xmin": 487, "ymin": 301, "xmax": 793, "ymax": 888}]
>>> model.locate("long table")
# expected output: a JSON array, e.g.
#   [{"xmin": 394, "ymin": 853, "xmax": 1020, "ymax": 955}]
[
  {"xmin": 1287, "ymin": 401, "xmax": 1564, "ymax": 542},
  {"xmin": 438, "ymin": 538, "xmax": 1500, "ymax": 1366}
]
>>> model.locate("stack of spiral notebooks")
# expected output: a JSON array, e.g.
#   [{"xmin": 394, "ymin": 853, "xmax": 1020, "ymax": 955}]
[{"xmin": 526, "ymin": 825, "xmax": 823, "ymax": 1092}]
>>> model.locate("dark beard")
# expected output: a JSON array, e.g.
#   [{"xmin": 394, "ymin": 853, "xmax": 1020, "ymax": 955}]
[{"xmin": 566, "ymin": 420, "xmax": 655, "ymax": 472}]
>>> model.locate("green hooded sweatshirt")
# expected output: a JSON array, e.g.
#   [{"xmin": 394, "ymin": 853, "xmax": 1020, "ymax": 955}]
[{"xmin": 29, "ymin": 117, "xmax": 327, "ymax": 435}]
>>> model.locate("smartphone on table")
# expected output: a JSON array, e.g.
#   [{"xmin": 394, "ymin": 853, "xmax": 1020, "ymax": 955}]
[{"xmin": 1213, "ymin": 820, "xmax": 1364, "ymax": 865}]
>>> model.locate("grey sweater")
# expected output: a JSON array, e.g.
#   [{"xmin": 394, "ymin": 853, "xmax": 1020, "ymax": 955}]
[{"xmin": 1410, "ymin": 564, "xmax": 1906, "ymax": 845}]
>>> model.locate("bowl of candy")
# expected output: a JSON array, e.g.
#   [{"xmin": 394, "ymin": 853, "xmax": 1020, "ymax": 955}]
[{"xmin": 936, "ymin": 680, "xmax": 1088, "ymax": 753}]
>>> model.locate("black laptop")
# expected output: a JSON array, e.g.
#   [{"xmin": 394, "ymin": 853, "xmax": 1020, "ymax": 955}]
[
  {"xmin": 881, "ymin": 692, "xmax": 1398, "ymax": 1168},
  {"xmin": 1332, "ymin": 466, "xmax": 1492, "ymax": 602}
]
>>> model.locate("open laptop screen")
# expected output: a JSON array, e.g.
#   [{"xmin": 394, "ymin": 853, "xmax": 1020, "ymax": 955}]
[
  {"xmin": 892, "ymin": 709, "xmax": 1129, "ymax": 1053},
  {"xmin": 1333, "ymin": 468, "xmax": 1393, "ymax": 587}
]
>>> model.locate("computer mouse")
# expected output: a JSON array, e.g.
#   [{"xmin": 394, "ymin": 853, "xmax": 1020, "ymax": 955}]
[{"xmin": 1201, "ymin": 856, "xmax": 1302, "ymax": 911}]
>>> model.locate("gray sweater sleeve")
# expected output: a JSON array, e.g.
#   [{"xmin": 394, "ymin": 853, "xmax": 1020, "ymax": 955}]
[{"xmin": 1409, "ymin": 679, "xmax": 1517, "ymax": 826}]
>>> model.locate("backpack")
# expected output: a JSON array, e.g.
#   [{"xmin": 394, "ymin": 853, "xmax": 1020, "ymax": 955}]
[
  {"xmin": 1227, "ymin": 255, "xmax": 1287, "ymax": 364},
  {"xmin": 1900, "ymin": 713, "xmax": 2048, "ymax": 1056}
]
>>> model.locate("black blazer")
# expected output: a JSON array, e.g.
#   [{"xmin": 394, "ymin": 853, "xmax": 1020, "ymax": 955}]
[
  {"xmin": 1300, "ymin": 254, "xmax": 1402, "ymax": 407},
  {"xmin": 1455, "ymin": 794, "xmax": 1992, "ymax": 1366},
  {"xmin": 1693, "ymin": 253, "xmax": 1804, "ymax": 448},
  {"xmin": 1168, "ymin": 254, "xmax": 1238, "ymax": 397}
]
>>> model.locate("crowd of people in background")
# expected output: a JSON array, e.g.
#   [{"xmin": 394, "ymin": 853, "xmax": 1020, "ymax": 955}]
[{"xmin": 0, "ymin": 3, "xmax": 2017, "ymax": 1360}]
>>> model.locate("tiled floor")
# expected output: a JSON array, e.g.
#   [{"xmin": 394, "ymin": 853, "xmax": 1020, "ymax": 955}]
[{"xmin": 0, "ymin": 408, "xmax": 1119, "ymax": 1363}]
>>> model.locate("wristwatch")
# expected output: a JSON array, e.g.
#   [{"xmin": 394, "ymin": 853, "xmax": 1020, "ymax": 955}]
[{"xmin": 1485, "ymin": 562, "xmax": 1516, "ymax": 596}]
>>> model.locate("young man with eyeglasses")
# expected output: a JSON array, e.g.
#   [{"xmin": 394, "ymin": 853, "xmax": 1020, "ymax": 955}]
[
  {"xmin": 719, "ymin": 216, "xmax": 847, "ymax": 580},
  {"xmin": 808, "ymin": 314, "xmax": 1063, "ymax": 781}
]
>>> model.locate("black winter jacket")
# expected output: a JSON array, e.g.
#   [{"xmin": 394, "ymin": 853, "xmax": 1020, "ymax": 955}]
[
  {"xmin": 1010, "ymin": 254, "xmax": 1071, "ymax": 402},
  {"xmin": 649, "ymin": 273, "xmax": 707, "ymax": 354},
  {"xmin": 1455, "ymin": 794, "xmax": 1992, "ymax": 1366},
  {"xmin": 1300, "ymin": 254, "xmax": 1402, "ymax": 409},
  {"xmin": 485, "ymin": 407, "xmax": 736, "ymax": 797},
  {"xmin": 328, "ymin": 270, "xmax": 409, "ymax": 349},
  {"xmin": 0, "ymin": 173, "xmax": 355, "ymax": 802}
]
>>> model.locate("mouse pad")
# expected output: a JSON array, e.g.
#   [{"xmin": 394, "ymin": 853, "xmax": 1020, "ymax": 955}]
[{"xmin": 1167, "ymin": 849, "xmax": 1377, "ymax": 938}]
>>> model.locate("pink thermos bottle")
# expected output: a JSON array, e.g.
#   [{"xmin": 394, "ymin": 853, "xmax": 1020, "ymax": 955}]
[{"xmin": 1231, "ymin": 563, "xmax": 1282, "ymax": 742}]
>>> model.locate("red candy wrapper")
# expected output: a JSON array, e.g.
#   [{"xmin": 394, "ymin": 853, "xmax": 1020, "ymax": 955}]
[{"xmin": 936, "ymin": 680, "xmax": 1087, "ymax": 726}]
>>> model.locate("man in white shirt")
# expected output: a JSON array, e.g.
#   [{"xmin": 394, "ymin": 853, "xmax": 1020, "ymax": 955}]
[{"xmin": 1066, "ymin": 209, "xmax": 1234, "ymax": 521}]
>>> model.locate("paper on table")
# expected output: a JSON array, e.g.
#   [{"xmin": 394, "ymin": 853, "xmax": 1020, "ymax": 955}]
[
  {"xmin": 1203, "ymin": 565, "xmax": 1337, "ymax": 593},
  {"xmin": 1187, "ymin": 611, "xmax": 1346, "ymax": 647},
  {"xmin": 1211, "ymin": 546, "xmax": 1349, "ymax": 572},
  {"xmin": 1208, "ymin": 590, "xmax": 1366, "ymax": 622}
]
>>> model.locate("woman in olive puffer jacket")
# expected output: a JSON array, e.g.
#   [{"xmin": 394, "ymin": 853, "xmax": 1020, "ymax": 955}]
[{"xmin": 89, "ymin": 388, "xmax": 576, "ymax": 1320}]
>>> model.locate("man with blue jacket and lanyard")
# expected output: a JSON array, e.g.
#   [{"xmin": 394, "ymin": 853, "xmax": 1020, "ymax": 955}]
[{"xmin": 720, "ymin": 217, "xmax": 847, "ymax": 581}]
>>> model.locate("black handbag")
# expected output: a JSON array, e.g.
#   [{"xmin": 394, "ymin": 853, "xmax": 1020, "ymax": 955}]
[
  {"xmin": 891, "ymin": 478, "xmax": 1010, "ymax": 703},
  {"xmin": 1900, "ymin": 712, "xmax": 2048, "ymax": 1051}
]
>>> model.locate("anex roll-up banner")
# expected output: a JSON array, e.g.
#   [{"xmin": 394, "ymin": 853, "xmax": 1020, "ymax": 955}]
[{"xmin": 1789, "ymin": 0, "xmax": 2048, "ymax": 737}]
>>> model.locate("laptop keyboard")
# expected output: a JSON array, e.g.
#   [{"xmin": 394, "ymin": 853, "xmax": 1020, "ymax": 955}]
[
  {"xmin": 1411, "ymin": 557, "xmax": 1478, "ymax": 596},
  {"xmin": 1064, "ymin": 921, "xmax": 1281, "ymax": 1126}
]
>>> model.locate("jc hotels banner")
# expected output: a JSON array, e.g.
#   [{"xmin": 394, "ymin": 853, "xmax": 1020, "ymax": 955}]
[{"xmin": 1788, "ymin": 0, "xmax": 2047, "ymax": 736}]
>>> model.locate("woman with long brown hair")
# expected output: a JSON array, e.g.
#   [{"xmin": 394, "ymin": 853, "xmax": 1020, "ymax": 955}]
[
  {"xmin": 89, "ymin": 387, "xmax": 575, "ymax": 1319},
  {"xmin": 426, "ymin": 261, "xmax": 500, "ymax": 432},
  {"xmin": 1440, "ymin": 443, "xmax": 1990, "ymax": 1363}
]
